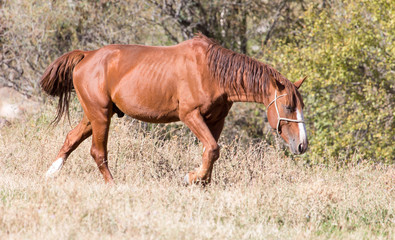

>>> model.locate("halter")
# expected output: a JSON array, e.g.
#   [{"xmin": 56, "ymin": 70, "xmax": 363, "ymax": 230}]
[{"xmin": 266, "ymin": 90, "xmax": 304, "ymax": 136}]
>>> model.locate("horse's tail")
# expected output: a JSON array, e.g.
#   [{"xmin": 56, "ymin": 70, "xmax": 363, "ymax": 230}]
[{"xmin": 40, "ymin": 50, "xmax": 86, "ymax": 124}]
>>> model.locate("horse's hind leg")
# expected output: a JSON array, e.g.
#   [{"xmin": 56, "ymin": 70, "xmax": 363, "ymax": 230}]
[
  {"xmin": 46, "ymin": 115, "xmax": 92, "ymax": 178},
  {"xmin": 90, "ymin": 115, "xmax": 114, "ymax": 184}
]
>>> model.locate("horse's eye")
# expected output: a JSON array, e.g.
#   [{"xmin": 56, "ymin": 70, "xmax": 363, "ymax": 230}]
[{"xmin": 284, "ymin": 106, "xmax": 294, "ymax": 112}]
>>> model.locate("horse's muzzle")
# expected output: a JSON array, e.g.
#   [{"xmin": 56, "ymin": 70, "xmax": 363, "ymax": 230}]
[{"xmin": 290, "ymin": 139, "xmax": 308, "ymax": 155}]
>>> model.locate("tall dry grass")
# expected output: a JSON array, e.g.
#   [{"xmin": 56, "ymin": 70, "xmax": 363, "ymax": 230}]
[{"xmin": 0, "ymin": 101, "xmax": 394, "ymax": 239}]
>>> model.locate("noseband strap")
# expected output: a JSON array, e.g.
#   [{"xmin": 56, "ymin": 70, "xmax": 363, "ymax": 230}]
[{"xmin": 266, "ymin": 90, "xmax": 304, "ymax": 136}]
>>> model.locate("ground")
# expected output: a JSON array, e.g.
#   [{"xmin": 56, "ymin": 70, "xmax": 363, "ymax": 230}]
[{"xmin": 0, "ymin": 102, "xmax": 393, "ymax": 239}]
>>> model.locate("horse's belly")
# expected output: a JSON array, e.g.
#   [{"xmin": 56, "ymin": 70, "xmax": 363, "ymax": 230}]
[
  {"xmin": 114, "ymin": 96, "xmax": 179, "ymax": 123},
  {"xmin": 125, "ymin": 107, "xmax": 180, "ymax": 123},
  {"xmin": 110, "ymin": 75, "xmax": 180, "ymax": 123}
]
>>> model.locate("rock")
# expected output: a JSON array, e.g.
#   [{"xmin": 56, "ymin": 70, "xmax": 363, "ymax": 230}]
[{"xmin": 0, "ymin": 87, "xmax": 40, "ymax": 121}]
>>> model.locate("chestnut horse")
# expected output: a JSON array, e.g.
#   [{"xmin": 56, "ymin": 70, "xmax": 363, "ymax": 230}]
[{"xmin": 41, "ymin": 34, "xmax": 308, "ymax": 184}]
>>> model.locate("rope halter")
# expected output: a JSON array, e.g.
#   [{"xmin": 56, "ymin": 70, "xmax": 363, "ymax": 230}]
[{"xmin": 266, "ymin": 90, "xmax": 304, "ymax": 136}]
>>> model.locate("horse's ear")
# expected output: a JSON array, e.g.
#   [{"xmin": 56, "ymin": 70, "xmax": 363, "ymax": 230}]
[{"xmin": 294, "ymin": 76, "xmax": 307, "ymax": 89}]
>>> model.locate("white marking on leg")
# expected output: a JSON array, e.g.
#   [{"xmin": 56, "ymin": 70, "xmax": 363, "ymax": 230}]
[
  {"xmin": 45, "ymin": 158, "xmax": 64, "ymax": 178},
  {"xmin": 184, "ymin": 173, "xmax": 190, "ymax": 185},
  {"xmin": 296, "ymin": 109, "xmax": 307, "ymax": 143}
]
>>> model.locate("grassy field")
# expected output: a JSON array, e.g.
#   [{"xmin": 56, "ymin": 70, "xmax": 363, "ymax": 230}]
[{"xmin": 0, "ymin": 103, "xmax": 393, "ymax": 239}]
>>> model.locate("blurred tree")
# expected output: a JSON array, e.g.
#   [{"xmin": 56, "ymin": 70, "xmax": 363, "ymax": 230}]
[
  {"xmin": 0, "ymin": 0, "xmax": 307, "ymax": 95},
  {"xmin": 146, "ymin": 0, "xmax": 306, "ymax": 53},
  {"xmin": 0, "ymin": 0, "xmax": 161, "ymax": 96}
]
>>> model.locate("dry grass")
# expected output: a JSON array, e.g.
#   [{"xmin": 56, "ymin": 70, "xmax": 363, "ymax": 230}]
[{"xmin": 0, "ymin": 102, "xmax": 394, "ymax": 239}]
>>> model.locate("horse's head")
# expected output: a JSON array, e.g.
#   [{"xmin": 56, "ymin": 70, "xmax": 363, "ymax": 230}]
[{"xmin": 266, "ymin": 76, "xmax": 308, "ymax": 154}]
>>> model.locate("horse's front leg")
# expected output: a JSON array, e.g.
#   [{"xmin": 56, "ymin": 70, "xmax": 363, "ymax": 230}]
[{"xmin": 182, "ymin": 110, "xmax": 224, "ymax": 185}]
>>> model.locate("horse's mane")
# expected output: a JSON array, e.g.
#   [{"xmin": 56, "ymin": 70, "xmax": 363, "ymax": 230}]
[{"xmin": 194, "ymin": 34, "xmax": 301, "ymax": 108}]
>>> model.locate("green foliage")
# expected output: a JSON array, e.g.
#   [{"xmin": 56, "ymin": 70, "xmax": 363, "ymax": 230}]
[{"xmin": 266, "ymin": 0, "xmax": 395, "ymax": 163}]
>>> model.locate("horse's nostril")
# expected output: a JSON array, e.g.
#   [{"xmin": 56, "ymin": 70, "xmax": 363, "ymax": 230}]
[{"xmin": 298, "ymin": 143, "xmax": 304, "ymax": 153}]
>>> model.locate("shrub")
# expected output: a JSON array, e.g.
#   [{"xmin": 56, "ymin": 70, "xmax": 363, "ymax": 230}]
[{"xmin": 265, "ymin": 0, "xmax": 394, "ymax": 163}]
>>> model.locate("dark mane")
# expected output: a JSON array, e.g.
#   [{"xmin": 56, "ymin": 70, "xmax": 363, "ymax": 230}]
[{"xmin": 194, "ymin": 34, "xmax": 301, "ymax": 107}]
